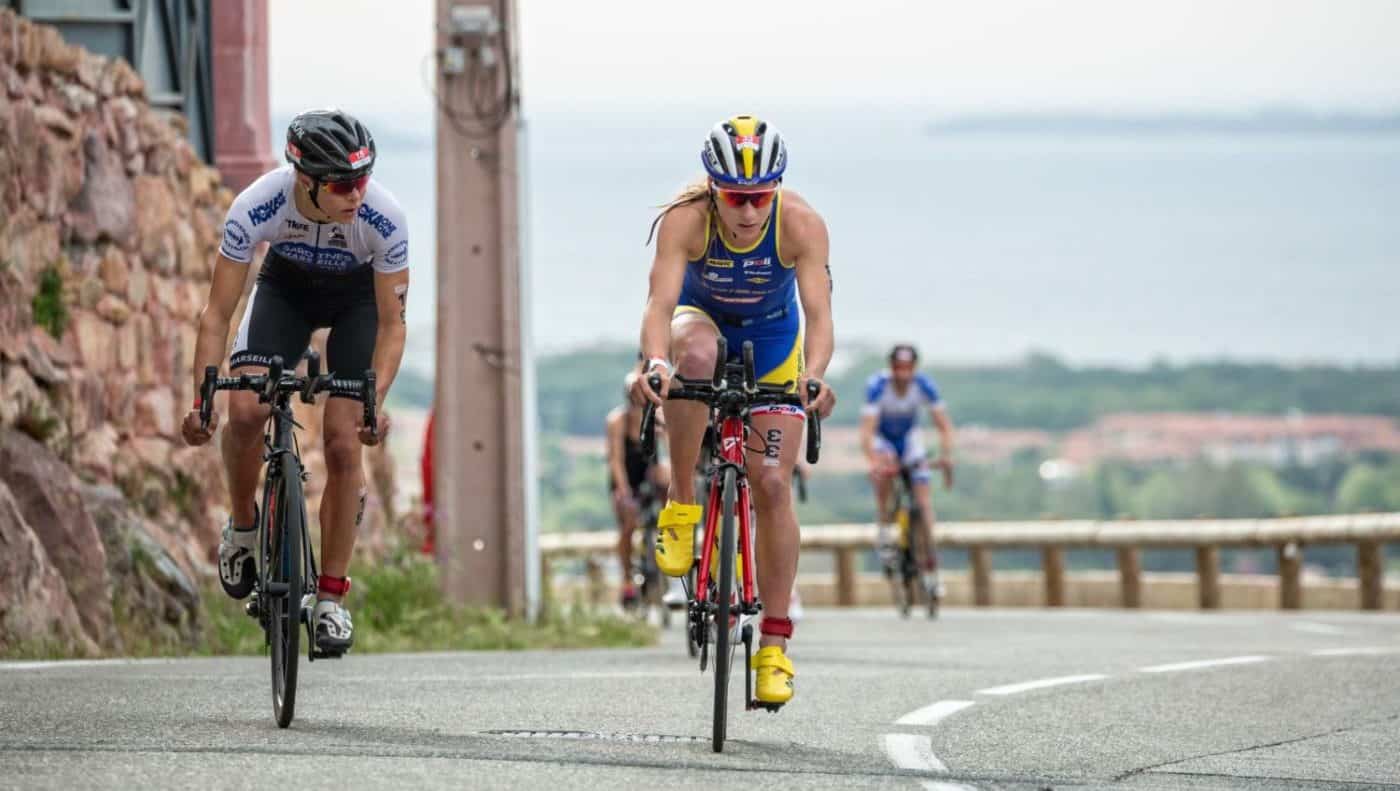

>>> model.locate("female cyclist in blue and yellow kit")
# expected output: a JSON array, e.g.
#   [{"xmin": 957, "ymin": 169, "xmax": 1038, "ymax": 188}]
[{"xmin": 632, "ymin": 115, "xmax": 836, "ymax": 707}]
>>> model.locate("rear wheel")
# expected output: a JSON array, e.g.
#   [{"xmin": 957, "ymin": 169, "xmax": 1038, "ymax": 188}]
[
  {"xmin": 908, "ymin": 507, "xmax": 938, "ymax": 620},
  {"xmin": 269, "ymin": 465, "xmax": 305, "ymax": 728},
  {"xmin": 712, "ymin": 466, "xmax": 738, "ymax": 753}
]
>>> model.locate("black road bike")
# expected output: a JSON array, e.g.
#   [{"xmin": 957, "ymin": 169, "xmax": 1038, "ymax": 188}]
[
  {"xmin": 882, "ymin": 458, "xmax": 952, "ymax": 620},
  {"xmin": 200, "ymin": 351, "xmax": 376, "ymax": 728},
  {"xmin": 625, "ymin": 481, "xmax": 671, "ymax": 628}
]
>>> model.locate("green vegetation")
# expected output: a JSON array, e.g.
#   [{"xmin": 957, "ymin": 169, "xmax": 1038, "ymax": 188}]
[
  {"xmin": 4, "ymin": 548, "xmax": 653, "ymax": 661},
  {"xmin": 31, "ymin": 265, "xmax": 69, "ymax": 339},
  {"xmin": 200, "ymin": 549, "xmax": 654, "ymax": 656},
  {"xmin": 522, "ymin": 345, "xmax": 1400, "ymax": 434}
]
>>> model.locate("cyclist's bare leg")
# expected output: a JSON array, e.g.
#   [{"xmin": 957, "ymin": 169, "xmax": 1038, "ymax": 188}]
[
  {"xmin": 664, "ymin": 314, "xmax": 719, "ymax": 506},
  {"xmin": 318, "ymin": 396, "xmax": 365, "ymax": 599},
  {"xmin": 222, "ymin": 379, "xmax": 271, "ymax": 526},
  {"xmin": 747, "ymin": 411, "xmax": 804, "ymax": 650},
  {"xmin": 614, "ymin": 494, "xmax": 638, "ymax": 589},
  {"xmin": 912, "ymin": 478, "xmax": 937, "ymax": 571},
  {"xmin": 870, "ymin": 452, "xmax": 897, "ymax": 523},
  {"xmin": 650, "ymin": 459, "xmax": 672, "ymax": 490}
]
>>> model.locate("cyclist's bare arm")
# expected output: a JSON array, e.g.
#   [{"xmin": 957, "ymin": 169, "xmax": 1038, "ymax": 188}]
[
  {"xmin": 637, "ymin": 205, "xmax": 705, "ymax": 402},
  {"xmin": 605, "ymin": 407, "xmax": 630, "ymax": 496},
  {"xmin": 191, "ymin": 254, "xmax": 251, "ymax": 398},
  {"xmin": 858, "ymin": 412, "xmax": 879, "ymax": 466},
  {"xmin": 784, "ymin": 194, "xmax": 835, "ymax": 414},
  {"xmin": 930, "ymin": 404, "xmax": 955, "ymax": 461},
  {"xmin": 369, "ymin": 268, "xmax": 409, "ymax": 404}
]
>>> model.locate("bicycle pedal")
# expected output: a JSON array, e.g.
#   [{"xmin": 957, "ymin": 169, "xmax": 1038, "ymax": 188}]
[
  {"xmin": 311, "ymin": 649, "xmax": 345, "ymax": 660},
  {"xmin": 747, "ymin": 699, "xmax": 784, "ymax": 714}
]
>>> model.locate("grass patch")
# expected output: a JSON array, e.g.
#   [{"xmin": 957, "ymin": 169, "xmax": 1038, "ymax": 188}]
[
  {"xmin": 3, "ymin": 550, "xmax": 655, "ymax": 660},
  {"xmin": 32, "ymin": 265, "xmax": 68, "ymax": 338},
  {"xmin": 197, "ymin": 549, "xmax": 654, "ymax": 655}
]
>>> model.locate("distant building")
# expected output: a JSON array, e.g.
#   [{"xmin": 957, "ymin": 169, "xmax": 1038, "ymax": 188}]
[{"xmin": 1059, "ymin": 413, "xmax": 1400, "ymax": 468}]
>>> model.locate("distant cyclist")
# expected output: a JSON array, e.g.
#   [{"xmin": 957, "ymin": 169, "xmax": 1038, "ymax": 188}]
[
  {"xmin": 607, "ymin": 370, "xmax": 670, "ymax": 608},
  {"xmin": 860, "ymin": 344, "xmax": 955, "ymax": 598}
]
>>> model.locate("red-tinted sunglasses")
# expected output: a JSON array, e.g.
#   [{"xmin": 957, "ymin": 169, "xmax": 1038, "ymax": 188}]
[
  {"xmin": 321, "ymin": 173, "xmax": 370, "ymax": 195},
  {"xmin": 713, "ymin": 186, "xmax": 778, "ymax": 209}
]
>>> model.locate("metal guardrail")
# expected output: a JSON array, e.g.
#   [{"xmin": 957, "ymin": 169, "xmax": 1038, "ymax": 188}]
[{"xmin": 540, "ymin": 513, "xmax": 1400, "ymax": 611}]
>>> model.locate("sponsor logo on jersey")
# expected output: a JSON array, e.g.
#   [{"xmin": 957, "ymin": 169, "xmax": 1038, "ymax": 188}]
[
  {"xmin": 357, "ymin": 204, "xmax": 397, "ymax": 239},
  {"xmin": 703, "ymin": 271, "xmax": 733, "ymax": 283},
  {"xmin": 742, "ymin": 256, "xmax": 771, "ymax": 270},
  {"xmin": 749, "ymin": 276, "xmax": 770, "ymax": 285},
  {"xmin": 270, "ymin": 241, "xmax": 360, "ymax": 272},
  {"xmin": 222, "ymin": 219, "xmax": 251, "ymax": 255},
  {"xmin": 328, "ymin": 227, "xmax": 349, "ymax": 249},
  {"xmin": 285, "ymin": 218, "xmax": 310, "ymax": 232},
  {"xmin": 385, "ymin": 239, "xmax": 408, "ymax": 267},
  {"xmin": 247, "ymin": 191, "xmax": 286, "ymax": 226},
  {"xmin": 753, "ymin": 403, "xmax": 806, "ymax": 419},
  {"xmin": 705, "ymin": 257, "xmax": 734, "ymax": 268}
]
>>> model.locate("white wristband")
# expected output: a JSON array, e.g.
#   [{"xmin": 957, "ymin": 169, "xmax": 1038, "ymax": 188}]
[{"xmin": 645, "ymin": 357, "xmax": 672, "ymax": 376}]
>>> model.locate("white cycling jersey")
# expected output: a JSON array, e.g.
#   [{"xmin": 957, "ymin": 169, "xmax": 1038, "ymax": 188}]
[{"xmin": 219, "ymin": 166, "xmax": 408, "ymax": 275}]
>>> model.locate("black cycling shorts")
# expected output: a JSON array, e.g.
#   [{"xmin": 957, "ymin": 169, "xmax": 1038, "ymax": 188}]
[{"xmin": 229, "ymin": 252, "xmax": 377, "ymax": 395}]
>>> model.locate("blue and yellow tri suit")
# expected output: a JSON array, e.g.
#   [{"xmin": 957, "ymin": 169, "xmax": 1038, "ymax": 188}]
[{"xmin": 675, "ymin": 192, "xmax": 803, "ymax": 389}]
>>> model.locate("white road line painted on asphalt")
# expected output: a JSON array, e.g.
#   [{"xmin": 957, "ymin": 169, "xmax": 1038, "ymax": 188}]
[
  {"xmin": 1311, "ymin": 646, "xmax": 1400, "ymax": 657},
  {"xmin": 0, "ymin": 658, "xmax": 178, "ymax": 671},
  {"xmin": 1292, "ymin": 621, "xmax": 1347, "ymax": 636},
  {"xmin": 975, "ymin": 674, "xmax": 1107, "ymax": 696},
  {"xmin": 895, "ymin": 700, "xmax": 976, "ymax": 727},
  {"xmin": 1139, "ymin": 655, "xmax": 1272, "ymax": 673},
  {"xmin": 883, "ymin": 733, "xmax": 948, "ymax": 773},
  {"xmin": 922, "ymin": 783, "xmax": 979, "ymax": 791}
]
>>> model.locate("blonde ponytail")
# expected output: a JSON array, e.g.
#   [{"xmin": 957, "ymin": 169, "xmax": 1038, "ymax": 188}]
[{"xmin": 646, "ymin": 176, "xmax": 711, "ymax": 246}]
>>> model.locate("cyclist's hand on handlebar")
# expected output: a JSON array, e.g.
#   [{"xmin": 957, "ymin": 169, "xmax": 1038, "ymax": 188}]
[
  {"xmin": 358, "ymin": 410, "xmax": 391, "ymax": 446},
  {"xmin": 181, "ymin": 409, "xmax": 216, "ymax": 446},
  {"xmin": 634, "ymin": 364, "xmax": 671, "ymax": 407},
  {"xmin": 798, "ymin": 375, "xmax": 836, "ymax": 419},
  {"xmin": 934, "ymin": 456, "xmax": 955, "ymax": 489}
]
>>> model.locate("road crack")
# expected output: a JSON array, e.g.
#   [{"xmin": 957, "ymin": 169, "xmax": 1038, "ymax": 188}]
[{"xmin": 1112, "ymin": 712, "xmax": 1400, "ymax": 782}]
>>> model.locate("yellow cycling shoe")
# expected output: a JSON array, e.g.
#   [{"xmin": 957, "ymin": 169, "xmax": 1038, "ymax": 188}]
[
  {"xmin": 750, "ymin": 645, "xmax": 795, "ymax": 706},
  {"xmin": 656, "ymin": 501, "xmax": 702, "ymax": 577}
]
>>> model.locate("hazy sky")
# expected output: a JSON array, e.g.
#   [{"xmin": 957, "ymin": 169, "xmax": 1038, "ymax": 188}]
[{"xmin": 270, "ymin": 0, "xmax": 1400, "ymax": 119}]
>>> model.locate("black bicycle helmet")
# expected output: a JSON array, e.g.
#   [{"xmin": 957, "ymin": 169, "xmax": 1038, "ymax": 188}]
[
  {"xmin": 889, "ymin": 344, "xmax": 919, "ymax": 364},
  {"xmin": 285, "ymin": 109, "xmax": 376, "ymax": 181}
]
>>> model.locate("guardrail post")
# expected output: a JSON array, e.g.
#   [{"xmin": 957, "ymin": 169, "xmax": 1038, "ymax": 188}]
[
  {"xmin": 1117, "ymin": 547, "xmax": 1141, "ymax": 608},
  {"xmin": 1358, "ymin": 541, "xmax": 1383, "ymax": 611},
  {"xmin": 538, "ymin": 555, "xmax": 553, "ymax": 618},
  {"xmin": 585, "ymin": 556, "xmax": 605, "ymax": 607},
  {"xmin": 835, "ymin": 547, "xmax": 857, "ymax": 606},
  {"xmin": 1042, "ymin": 546, "xmax": 1065, "ymax": 606},
  {"xmin": 971, "ymin": 546, "xmax": 992, "ymax": 606},
  {"xmin": 1278, "ymin": 542, "xmax": 1302, "ymax": 610},
  {"xmin": 1195, "ymin": 546, "xmax": 1221, "ymax": 609}
]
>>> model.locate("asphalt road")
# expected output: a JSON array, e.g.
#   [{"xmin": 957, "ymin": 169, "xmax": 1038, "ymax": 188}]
[{"xmin": 3, "ymin": 608, "xmax": 1399, "ymax": 790}]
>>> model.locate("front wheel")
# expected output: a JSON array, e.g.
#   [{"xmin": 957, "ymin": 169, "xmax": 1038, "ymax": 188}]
[
  {"xmin": 269, "ymin": 462, "xmax": 305, "ymax": 728},
  {"xmin": 712, "ymin": 466, "xmax": 738, "ymax": 753}
]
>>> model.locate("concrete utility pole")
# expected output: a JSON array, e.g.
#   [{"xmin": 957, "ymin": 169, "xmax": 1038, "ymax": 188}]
[
  {"xmin": 210, "ymin": 0, "xmax": 275, "ymax": 192},
  {"xmin": 432, "ymin": 0, "xmax": 536, "ymax": 616}
]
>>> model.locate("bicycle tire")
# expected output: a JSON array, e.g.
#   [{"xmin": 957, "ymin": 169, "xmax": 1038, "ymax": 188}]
[
  {"xmin": 712, "ymin": 465, "xmax": 738, "ymax": 753},
  {"xmin": 270, "ymin": 460, "xmax": 305, "ymax": 729},
  {"xmin": 908, "ymin": 505, "xmax": 939, "ymax": 620}
]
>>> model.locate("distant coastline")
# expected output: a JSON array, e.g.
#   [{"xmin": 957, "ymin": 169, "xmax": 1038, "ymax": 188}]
[{"xmin": 925, "ymin": 110, "xmax": 1400, "ymax": 136}]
